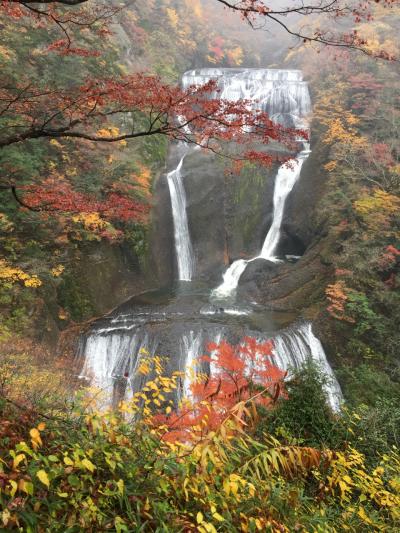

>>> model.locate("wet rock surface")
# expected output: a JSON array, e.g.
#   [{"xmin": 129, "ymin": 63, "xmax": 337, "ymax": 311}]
[
  {"xmin": 151, "ymin": 143, "xmax": 281, "ymax": 284},
  {"xmin": 238, "ymin": 239, "xmax": 332, "ymax": 312}
]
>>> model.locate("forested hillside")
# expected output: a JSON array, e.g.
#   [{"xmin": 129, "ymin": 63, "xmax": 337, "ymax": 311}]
[{"xmin": 0, "ymin": 1, "xmax": 399, "ymax": 531}]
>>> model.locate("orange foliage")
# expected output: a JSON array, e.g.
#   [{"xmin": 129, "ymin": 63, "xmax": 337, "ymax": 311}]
[
  {"xmin": 326, "ymin": 281, "xmax": 355, "ymax": 323},
  {"xmin": 153, "ymin": 337, "xmax": 286, "ymax": 443}
]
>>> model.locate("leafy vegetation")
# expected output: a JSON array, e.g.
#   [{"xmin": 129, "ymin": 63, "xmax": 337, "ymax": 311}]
[
  {"xmin": 1, "ymin": 342, "xmax": 399, "ymax": 532},
  {"xmin": 281, "ymin": 4, "xmax": 400, "ymax": 387},
  {"xmin": 1, "ymin": 0, "xmax": 400, "ymax": 530}
]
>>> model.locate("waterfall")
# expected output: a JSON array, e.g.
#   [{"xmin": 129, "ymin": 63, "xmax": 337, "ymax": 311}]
[
  {"xmin": 271, "ymin": 323, "xmax": 342, "ymax": 411},
  {"xmin": 211, "ymin": 148, "xmax": 309, "ymax": 301},
  {"xmin": 200, "ymin": 68, "xmax": 312, "ymax": 301},
  {"xmin": 169, "ymin": 68, "xmax": 311, "ymax": 284},
  {"xmin": 260, "ymin": 153, "xmax": 308, "ymax": 259},
  {"xmin": 77, "ymin": 68, "xmax": 342, "ymax": 414},
  {"xmin": 179, "ymin": 329, "xmax": 225, "ymax": 400},
  {"xmin": 182, "ymin": 68, "xmax": 311, "ymax": 128},
  {"xmin": 166, "ymin": 144, "xmax": 195, "ymax": 281},
  {"xmin": 77, "ymin": 320, "xmax": 159, "ymax": 407},
  {"xmin": 180, "ymin": 330, "xmax": 203, "ymax": 399},
  {"xmin": 176, "ymin": 322, "xmax": 342, "ymax": 410}
]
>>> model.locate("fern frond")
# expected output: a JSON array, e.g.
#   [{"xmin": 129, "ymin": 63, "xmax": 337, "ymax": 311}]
[{"xmin": 241, "ymin": 441, "xmax": 331, "ymax": 480}]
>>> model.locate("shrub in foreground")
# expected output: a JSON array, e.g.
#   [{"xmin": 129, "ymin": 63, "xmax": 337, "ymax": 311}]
[{"xmin": 0, "ymin": 342, "xmax": 399, "ymax": 532}]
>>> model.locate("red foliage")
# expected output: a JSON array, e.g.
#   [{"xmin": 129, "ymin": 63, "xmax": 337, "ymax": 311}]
[
  {"xmin": 47, "ymin": 40, "xmax": 101, "ymax": 57},
  {"xmin": 365, "ymin": 143, "xmax": 396, "ymax": 168},
  {"xmin": 335, "ymin": 268, "xmax": 353, "ymax": 277},
  {"xmin": 378, "ymin": 244, "xmax": 400, "ymax": 272},
  {"xmin": 22, "ymin": 178, "xmax": 149, "ymax": 223},
  {"xmin": 209, "ymin": 36, "xmax": 225, "ymax": 61},
  {"xmin": 0, "ymin": 74, "xmax": 302, "ymax": 171},
  {"xmin": 154, "ymin": 337, "xmax": 286, "ymax": 443}
]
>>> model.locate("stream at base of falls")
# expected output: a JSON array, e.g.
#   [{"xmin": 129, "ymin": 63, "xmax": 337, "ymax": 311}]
[{"xmin": 76, "ymin": 67, "xmax": 343, "ymax": 411}]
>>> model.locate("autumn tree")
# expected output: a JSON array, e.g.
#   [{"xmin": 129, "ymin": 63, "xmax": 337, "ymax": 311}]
[{"xmin": 153, "ymin": 337, "xmax": 286, "ymax": 443}]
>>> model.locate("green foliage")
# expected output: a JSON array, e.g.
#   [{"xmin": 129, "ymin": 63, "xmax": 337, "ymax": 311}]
[
  {"xmin": 345, "ymin": 400, "xmax": 400, "ymax": 462},
  {"xmin": 345, "ymin": 292, "xmax": 376, "ymax": 334},
  {"xmin": 260, "ymin": 363, "xmax": 343, "ymax": 448},
  {"xmin": 337, "ymin": 363, "xmax": 400, "ymax": 407},
  {"xmin": 0, "ymin": 356, "xmax": 399, "ymax": 532},
  {"xmin": 57, "ymin": 272, "xmax": 95, "ymax": 322}
]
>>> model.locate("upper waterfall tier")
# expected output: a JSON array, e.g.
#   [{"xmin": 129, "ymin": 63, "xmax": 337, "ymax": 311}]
[{"xmin": 182, "ymin": 68, "xmax": 311, "ymax": 128}]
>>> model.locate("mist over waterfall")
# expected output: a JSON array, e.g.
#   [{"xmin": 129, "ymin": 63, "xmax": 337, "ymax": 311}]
[{"xmin": 77, "ymin": 67, "xmax": 342, "ymax": 411}]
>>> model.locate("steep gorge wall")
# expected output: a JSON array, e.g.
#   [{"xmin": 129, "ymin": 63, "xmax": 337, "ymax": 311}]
[{"xmin": 150, "ymin": 146, "xmax": 281, "ymax": 285}]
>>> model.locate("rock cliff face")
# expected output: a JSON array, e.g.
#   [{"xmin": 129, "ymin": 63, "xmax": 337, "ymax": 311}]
[
  {"xmin": 150, "ymin": 145, "xmax": 280, "ymax": 285},
  {"xmin": 151, "ymin": 137, "xmax": 333, "ymax": 316},
  {"xmin": 40, "ymin": 242, "xmax": 149, "ymax": 347},
  {"xmin": 238, "ymin": 139, "xmax": 335, "ymax": 313}
]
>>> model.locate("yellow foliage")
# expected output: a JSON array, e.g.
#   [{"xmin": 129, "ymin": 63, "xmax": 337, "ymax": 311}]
[
  {"xmin": 0, "ymin": 350, "xmax": 72, "ymax": 409},
  {"xmin": 96, "ymin": 126, "xmax": 126, "ymax": 146},
  {"xmin": 166, "ymin": 7, "xmax": 179, "ymax": 29},
  {"xmin": 36, "ymin": 470, "xmax": 50, "ymax": 488},
  {"xmin": 0, "ymin": 44, "xmax": 16, "ymax": 62},
  {"xmin": 186, "ymin": 0, "xmax": 203, "ymax": 19},
  {"xmin": 134, "ymin": 164, "xmax": 152, "ymax": 198},
  {"xmin": 324, "ymin": 161, "xmax": 338, "ymax": 172},
  {"xmin": 326, "ymin": 281, "xmax": 355, "ymax": 323},
  {"xmin": 327, "ymin": 448, "xmax": 400, "ymax": 523},
  {"xmin": 354, "ymin": 189, "xmax": 400, "ymax": 235},
  {"xmin": 49, "ymin": 139, "xmax": 63, "ymax": 149},
  {"xmin": 0, "ymin": 259, "xmax": 42, "ymax": 288},
  {"xmin": 72, "ymin": 212, "xmax": 107, "ymax": 231},
  {"xmin": 324, "ymin": 118, "xmax": 368, "ymax": 150},
  {"xmin": 0, "ymin": 213, "xmax": 13, "ymax": 232},
  {"xmin": 96, "ymin": 126, "xmax": 120, "ymax": 138},
  {"xmin": 227, "ymin": 46, "xmax": 244, "ymax": 66},
  {"xmin": 51, "ymin": 265, "xmax": 65, "ymax": 278}
]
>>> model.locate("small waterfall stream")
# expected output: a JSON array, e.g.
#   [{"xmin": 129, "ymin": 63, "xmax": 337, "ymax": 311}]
[
  {"xmin": 77, "ymin": 68, "xmax": 342, "ymax": 410},
  {"xmin": 166, "ymin": 144, "xmax": 195, "ymax": 281},
  {"xmin": 211, "ymin": 149, "xmax": 309, "ymax": 301}
]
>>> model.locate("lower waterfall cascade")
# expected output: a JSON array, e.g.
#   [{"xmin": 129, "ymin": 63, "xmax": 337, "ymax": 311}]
[
  {"xmin": 78, "ymin": 317, "xmax": 342, "ymax": 411},
  {"xmin": 77, "ymin": 68, "xmax": 343, "ymax": 411}
]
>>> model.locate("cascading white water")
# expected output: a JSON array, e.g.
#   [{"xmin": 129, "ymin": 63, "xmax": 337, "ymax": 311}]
[
  {"xmin": 271, "ymin": 322, "xmax": 342, "ymax": 411},
  {"xmin": 179, "ymin": 329, "xmax": 226, "ymax": 400},
  {"xmin": 260, "ymin": 152, "xmax": 308, "ymax": 259},
  {"xmin": 180, "ymin": 330, "xmax": 203, "ymax": 398},
  {"xmin": 199, "ymin": 68, "xmax": 312, "ymax": 301},
  {"xmin": 182, "ymin": 68, "xmax": 311, "ymax": 128},
  {"xmin": 167, "ymin": 144, "xmax": 195, "ymax": 281},
  {"xmin": 211, "ymin": 149, "xmax": 309, "ymax": 300},
  {"xmin": 78, "ymin": 322, "xmax": 159, "ymax": 406},
  {"xmin": 79, "ymin": 333, "xmax": 135, "ymax": 393}
]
